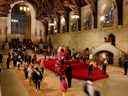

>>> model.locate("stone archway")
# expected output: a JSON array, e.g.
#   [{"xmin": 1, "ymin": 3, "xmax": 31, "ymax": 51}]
[
  {"xmin": 92, "ymin": 43, "xmax": 122, "ymax": 66},
  {"xmin": 95, "ymin": 50, "xmax": 114, "ymax": 64},
  {"xmin": 7, "ymin": 0, "xmax": 36, "ymax": 41}
]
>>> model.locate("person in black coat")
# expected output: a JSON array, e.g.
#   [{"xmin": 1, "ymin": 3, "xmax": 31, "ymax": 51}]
[
  {"xmin": 0, "ymin": 54, "xmax": 3, "ymax": 72},
  {"xmin": 27, "ymin": 55, "xmax": 32, "ymax": 65},
  {"xmin": 32, "ymin": 67, "xmax": 43, "ymax": 90},
  {"xmin": 12, "ymin": 51, "xmax": 17, "ymax": 67},
  {"xmin": 123, "ymin": 54, "xmax": 128, "ymax": 75},
  {"xmin": 88, "ymin": 63, "xmax": 93, "ymax": 78},
  {"xmin": 32, "ymin": 54, "xmax": 37, "ymax": 64},
  {"xmin": 6, "ymin": 53, "xmax": 11, "ymax": 69},
  {"xmin": 65, "ymin": 64, "xmax": 72, "ymax": 88},
  {"xmin": 0, "ymin": 54, "xmax": 3, "ymax": 63},
  {"xmin": 24, "ymin": 64, "xmax": 28, "ymax": 79},
  {"xmin": 16, "ymin": 53, "xmax": 23, "ymax": 69},
  {"xmin": 102, "ymin": 58, "xmax": 108, "ymax": 75}
]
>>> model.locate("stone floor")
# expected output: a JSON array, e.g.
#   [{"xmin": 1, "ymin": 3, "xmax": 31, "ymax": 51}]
[
  {"xmin": 0, "ymin": 52, "xmax": 128, "ymax": 96},
  {"xmin": 0, "ymin": 55, "xmax": 29, "ymax": 96}
]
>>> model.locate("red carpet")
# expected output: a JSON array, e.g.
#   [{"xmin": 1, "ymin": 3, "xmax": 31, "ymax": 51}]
[{"xmin": 38, "ymin": 58, "xmax": 108, "ymax": 81}]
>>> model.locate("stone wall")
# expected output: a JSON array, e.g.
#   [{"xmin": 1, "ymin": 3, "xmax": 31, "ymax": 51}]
[
  {"xmin": 49, "ymin": 27, "xmax": 128, "ymax": 65},
  {"xmin": 49, "ymin": 27, "xmax": 128, "ymax": 52},
  {"xmin": 0, "ymin": 17, "xmax": 7, "ymax": 42}
]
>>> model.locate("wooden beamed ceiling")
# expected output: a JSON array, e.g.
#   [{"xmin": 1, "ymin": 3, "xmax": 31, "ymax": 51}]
[{"xmin": 0, "ymin": 0, "xmax": 95, "ymax": 20}]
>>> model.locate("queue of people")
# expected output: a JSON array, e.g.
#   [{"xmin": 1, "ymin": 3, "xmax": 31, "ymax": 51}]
[{"xmin": 2, "ymin": 47, "xmax": 43, "ymax": 91}]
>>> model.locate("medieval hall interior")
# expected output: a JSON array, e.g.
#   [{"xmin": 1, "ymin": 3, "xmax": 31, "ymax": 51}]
[{"xmin": 0, "ymin": 0, "xmax": 128, "ymax": 96}]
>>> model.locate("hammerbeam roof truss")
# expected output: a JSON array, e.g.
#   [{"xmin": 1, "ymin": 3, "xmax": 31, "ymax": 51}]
[{"xmin": 0, "ymin": 0, "xmax": 95, "ymax": 20}]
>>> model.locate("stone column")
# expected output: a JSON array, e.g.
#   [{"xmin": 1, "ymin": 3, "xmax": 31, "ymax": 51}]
[
  {"xmin": 78, "ymin": 7, "xmax": 81, "ymax": 31},
  {"xmin": 93, "ymin": 0, "xmax": 98, "ymax": 28},
  {"xmin": 123, "ymin": 0, "xmax": 128, "ymax": 26},
  {"xmin": 44, "ymin": 21, "xmax": 48, "ymax": 42},
  {"xmin": 7, "ymin": 11, "xmax": 12, "ymax": 39},
  {"xmin": 57, "ymin": 15, "xmax": 60, "ymax": 33},
  {"xmin": 48, "ymin": 17, "xmax": 54, "ymax": 34},
  {"xmin": 116, "ymin": 0, "xmax": 123, "ymax": 25},
  {"xmin": 64, "ymin": 7, "xmax": 71, "ymax": 32},
  {"xmin": 25, "ymin": 15, "xmax": 31, "ymax": 39}
]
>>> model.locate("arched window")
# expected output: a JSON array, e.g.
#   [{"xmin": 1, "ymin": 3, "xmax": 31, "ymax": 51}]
[
  {"xmin": 48, "ymin": 17, "xmax": 54, "ymax": 34},
  {"xmin": 98, "ymin": 0, "xmax": 117, "ymax": 27},
  {"xmin": 69, "ymin": 10, "xmax": 80, "ymax": 32},
  {"xmin": 60, "ymin": 16, "xmax": 66, "ymax": 32},
  {"xmin": 11, "ymin": 4, "xmax": 31, "ymax": 34},
  {"xmin": 81, "ymin": 5, "xmax": 93, "ymax": 30}
]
